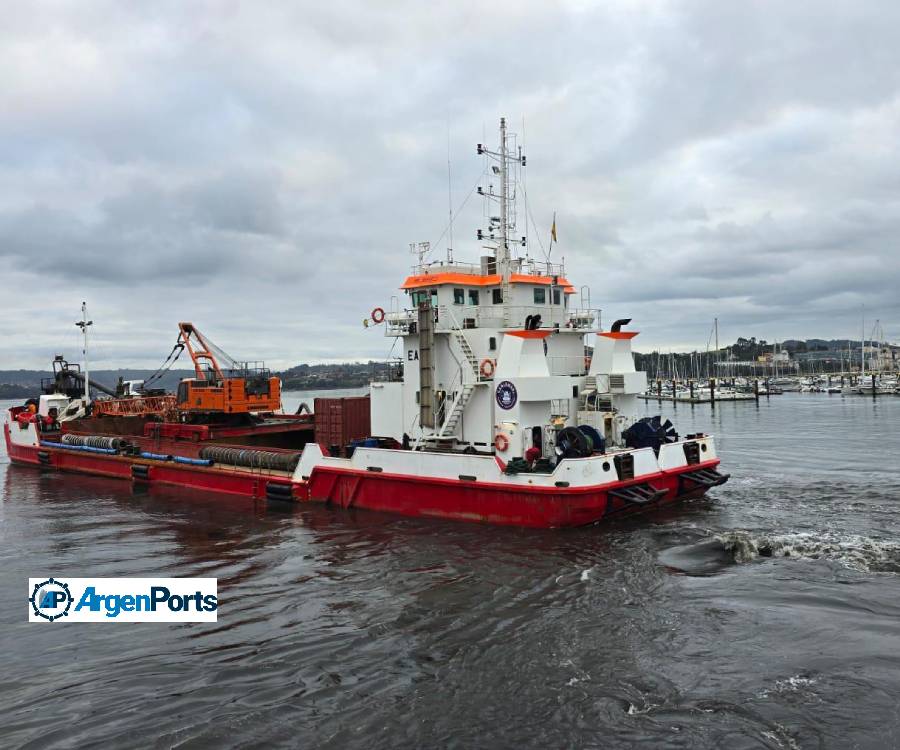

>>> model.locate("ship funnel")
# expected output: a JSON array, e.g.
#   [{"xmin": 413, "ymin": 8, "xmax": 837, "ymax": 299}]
[{"xmin": 590, "ymin": 328, "xmax": 639, "ymax": 376}]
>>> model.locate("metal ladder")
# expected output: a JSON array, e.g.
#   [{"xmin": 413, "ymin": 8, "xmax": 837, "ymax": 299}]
[
  {"xmin": 438, "ymin": 383, "xmax": 475, "ymax": 437},
  {"xmin": 452, "ymin": 330, "xmax": 480, "ymax": 378},
  {"xmin": 435, "ymin": 307, "xmax": 488, "ymax": 438}
]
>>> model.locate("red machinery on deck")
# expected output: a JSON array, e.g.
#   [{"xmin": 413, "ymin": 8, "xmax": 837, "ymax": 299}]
[{"xmin": 93, "ymin": 395, "xmax": 178, "ymax": 418}]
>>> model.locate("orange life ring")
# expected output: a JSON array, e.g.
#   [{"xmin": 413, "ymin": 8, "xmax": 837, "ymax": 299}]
[
  {"xmin": 494, "ymin": 433, "xmax": 509, "ymax": 452},
  {"xmin": 371, "ymin": 307, "xmax": 385, "ymax": 324},
  {"xmin": 480, "ymin": 358, "xmax": 496, "ymax": 378}
]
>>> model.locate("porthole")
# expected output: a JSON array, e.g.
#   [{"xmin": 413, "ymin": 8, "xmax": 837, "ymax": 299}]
[{"xmin": 602, "ymin": 461, "xmax": 611, "ymax": 471}]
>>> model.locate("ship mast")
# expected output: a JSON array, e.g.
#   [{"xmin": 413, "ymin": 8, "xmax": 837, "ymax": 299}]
[
  {"xmin": 498, "ymin": 118, "xmax": 511, "ymax": 325},
  {"xmin": 76, "ymin": 301, "xmax": 93, "ymax": 404},
  {"xmin": 477, "ymin": 117, "xmax": 524, "ymax": 328}
]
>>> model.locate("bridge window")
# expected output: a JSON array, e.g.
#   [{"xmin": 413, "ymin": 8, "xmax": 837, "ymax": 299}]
[
  {"xmin": 453, "ymin": 288, "xmax": 465, "ymax": 304},
  {"xmin": 553, "ymin": 289, "xmax": 561, "ymax": 305},
  {"xmin": 533, "ymin": 287, "xmax": 546, "ymax": 304},
  {"xmin": 468, "ymin": 289, "xmax": 479, "ymax": 305},
  {"xmin": 492, "ymin": 289, "xmax": 503, "ymax": 304},
  {"xmin": 412, "ymin": 289, "xmax": 438, "ymax": 307}
]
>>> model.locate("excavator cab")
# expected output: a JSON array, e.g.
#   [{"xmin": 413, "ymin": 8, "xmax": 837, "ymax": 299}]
[{"xmin": 174, "ymin": 323, "xmax": 282, "ymax": 417}]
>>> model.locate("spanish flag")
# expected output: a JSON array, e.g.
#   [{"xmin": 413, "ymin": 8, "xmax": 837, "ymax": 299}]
[{"xmin": 550, "ymin": 213, "xmax": 557, "ymax": 243}]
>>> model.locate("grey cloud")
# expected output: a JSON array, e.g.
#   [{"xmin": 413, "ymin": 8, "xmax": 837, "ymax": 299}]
[{"xmin": 1, "ymin": 0, "xmax": 899, "ymax": 370}]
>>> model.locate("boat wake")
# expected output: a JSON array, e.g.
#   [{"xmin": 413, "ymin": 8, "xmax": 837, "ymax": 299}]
[
  {"xmin": 716, "ymin": 530, "xmax": 900, "ymax": 572},
  {"xmin": 660, "ymin": 530, "xmax": 900, "ymax": 574}
]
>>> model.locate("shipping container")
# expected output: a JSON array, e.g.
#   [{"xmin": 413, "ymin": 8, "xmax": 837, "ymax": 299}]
[{"xmin": 314, "ymin": 396, "xmax": 371, "ymax": 455}]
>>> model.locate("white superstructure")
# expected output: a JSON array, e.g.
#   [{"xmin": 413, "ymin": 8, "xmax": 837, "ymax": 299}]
[{"xmin": 369, "ymin": 119, "xmax": 647, "ymax": 463}]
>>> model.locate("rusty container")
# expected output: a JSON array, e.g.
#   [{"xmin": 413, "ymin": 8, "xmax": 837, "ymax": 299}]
[{"xmin": 313, "ymin": 396, "xmax": 371, "ymax": 454}]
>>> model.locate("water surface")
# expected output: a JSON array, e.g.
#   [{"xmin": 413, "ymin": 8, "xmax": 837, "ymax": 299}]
[{"xmin": 2, "ymin": 391, "xmax": 899, "ymax": 748}]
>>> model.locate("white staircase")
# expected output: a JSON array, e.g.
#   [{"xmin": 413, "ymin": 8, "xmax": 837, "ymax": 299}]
[
  {"xmin": 435, "ymin": 308, "xmax": 489, "ymax": 439},
  {"xmin": 452, "ymin": 330, "xmax": 481, "ymax": 378},
  {"xmin": 438, "ymin": 383, "xmax": 476, "ymax": 436}
]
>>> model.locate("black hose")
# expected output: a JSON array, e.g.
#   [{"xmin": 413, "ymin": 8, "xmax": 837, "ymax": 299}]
[{"xmin": 199, "ymin": 446, "xmax": 301, "ymax": 472}]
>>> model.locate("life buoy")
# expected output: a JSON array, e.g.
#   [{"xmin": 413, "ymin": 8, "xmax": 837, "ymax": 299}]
[
  {"xmin": 480, "ymin": 358, "xmax": 496, "ymax": 378},
  {"xmin": 494, "ymin": 433, "xmax": 509, "ymax": 452},
  {"xmin": 371, "ymin": 307, "xmax": 385, "ymax": 324}
]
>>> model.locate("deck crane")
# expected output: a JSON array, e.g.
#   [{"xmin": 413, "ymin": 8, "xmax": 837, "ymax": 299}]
[{"xmin": 175, "ymin": 322, "xmax": 282, "ymax": 418}]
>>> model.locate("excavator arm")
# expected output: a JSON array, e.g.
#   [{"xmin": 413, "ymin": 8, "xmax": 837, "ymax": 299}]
[
  {"xmin": 175, "ymin": 322, "xmax": 281, "ymax": 418},
  {"xmin": 178, "ymin": 322, "xmax": 225, "ymax": 382}
]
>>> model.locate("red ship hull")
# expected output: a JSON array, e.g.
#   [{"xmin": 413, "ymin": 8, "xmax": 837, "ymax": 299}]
[
  {"xmin": 5, "ymin": 423, "xmax": 721, "ymax": 528},
  {"xmin": 304, "ymin": 459, "xmax": 721, "ymax": 528}
]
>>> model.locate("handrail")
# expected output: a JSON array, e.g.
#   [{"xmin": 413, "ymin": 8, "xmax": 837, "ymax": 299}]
[
  {"xmin": 386, "ymin": 305, "xmax": 601, "ymax": 338},
  {"xmin": 546, "ymin": 356, "xmax": 589, "ymax": 376},
  {"xmin": 438, "ymin": 306, "xmax": 481, "ymax": 382},
  {"xmin": 436, "ymin": 369, "xmax": 464, "ymax": 436},
  {"xmin": 410, "ymin": 258, "xmax": 567, "ymax": 278}
]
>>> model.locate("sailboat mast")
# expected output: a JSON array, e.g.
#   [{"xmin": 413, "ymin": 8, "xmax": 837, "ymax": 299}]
[
  {"xmin": 861, "ymin": 309, "xmax": 865, "ymax": 376},
  {"xmin": 714, "ymin": 317, "xmax": 719, "ymax": 380}
]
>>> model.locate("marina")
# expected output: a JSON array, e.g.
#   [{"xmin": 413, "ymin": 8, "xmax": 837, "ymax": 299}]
[{"xmin": 640, "ymin": 374, "xmax": 900, "ymax": 403}]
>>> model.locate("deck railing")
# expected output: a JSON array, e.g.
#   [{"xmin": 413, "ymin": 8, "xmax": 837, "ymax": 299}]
[{"xmin": 385, "ymin": 305, "xmax": 600, "ymax": 336}]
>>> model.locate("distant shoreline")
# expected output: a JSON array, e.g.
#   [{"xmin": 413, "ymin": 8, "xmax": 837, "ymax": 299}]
[
  {"xmin": 0, "ymin": 384, "xmax": 35, "ymax": 399},
  {"xmin": 0, "ymin": 381, "xmax": 372, "ymax": 401},
  {"xmin": 0, "ymin": 361, "xmax": 391, "ymax": 400}
]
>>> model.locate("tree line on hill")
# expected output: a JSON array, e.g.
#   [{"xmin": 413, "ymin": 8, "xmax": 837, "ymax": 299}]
[
  {"xmin": 0, "ymin": 338, "xmax": 885, "ymax": 400},
  {"xmin": 0, "ymin": 361, "xmax": 394, "ymax": 399}
]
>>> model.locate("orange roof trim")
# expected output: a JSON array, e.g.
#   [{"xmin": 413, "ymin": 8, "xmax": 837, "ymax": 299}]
[
  {"xmin": 401, "ymin": 272, "xmax": 575, "ymax": 292},
  {"xmin": 598, "ymin": 331, "xmax": 639, "ymax": 339},
  {"xmin": 505, "ymin": 330, "xmax": 554, "ymax": 339}
]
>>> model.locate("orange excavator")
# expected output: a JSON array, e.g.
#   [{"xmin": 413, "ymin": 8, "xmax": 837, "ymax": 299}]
[{"xmin": 175, "ymin": 322, "xmax": 282, "ymax": 418}]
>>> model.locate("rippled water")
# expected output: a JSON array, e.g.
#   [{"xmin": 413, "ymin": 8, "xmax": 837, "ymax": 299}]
[{"xmin": 2, "ymin": 391, "xmax": 900, "ymax": 748}]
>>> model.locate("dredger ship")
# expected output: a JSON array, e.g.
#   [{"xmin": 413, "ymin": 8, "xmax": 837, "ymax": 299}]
[{"xmin": 4, "ymin": 119, "xmax": 728, "ymax": 528}]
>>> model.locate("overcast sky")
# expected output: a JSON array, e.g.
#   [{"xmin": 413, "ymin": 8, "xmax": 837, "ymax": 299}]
[{"xmin": 2, "ymin": 0, "xmax": 899, "ymax": 370}]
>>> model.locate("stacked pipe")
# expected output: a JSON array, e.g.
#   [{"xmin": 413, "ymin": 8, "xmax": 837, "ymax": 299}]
[
  {"xmin": 199, "ymin": 446, "xmax": 301, "ymax": 472},
  {"xmin": 61, "ymin": 434, "xmax": 128, "ymax": 451}
]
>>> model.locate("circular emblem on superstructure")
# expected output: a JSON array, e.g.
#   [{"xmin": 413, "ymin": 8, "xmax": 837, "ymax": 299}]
[{"xmin": 495, "ymin": 381, "xmax": 518, "ymax": 410}]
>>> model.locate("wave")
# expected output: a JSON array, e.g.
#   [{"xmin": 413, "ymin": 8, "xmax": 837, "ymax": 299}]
[{"xmin": 716, "ymin": 530, "xmax": 900, "ymax": 572}]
